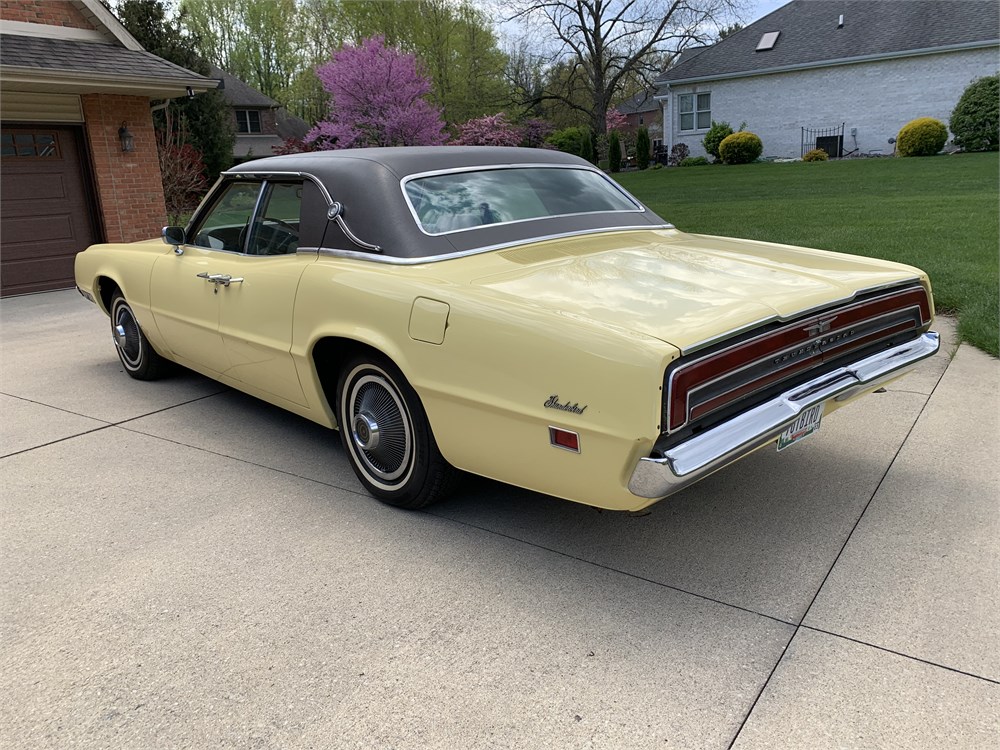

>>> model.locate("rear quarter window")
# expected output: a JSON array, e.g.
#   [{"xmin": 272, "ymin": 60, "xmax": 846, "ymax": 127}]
[{"xmin": 404, "ymin": 166, "xmax": 640, "ymax": 235}]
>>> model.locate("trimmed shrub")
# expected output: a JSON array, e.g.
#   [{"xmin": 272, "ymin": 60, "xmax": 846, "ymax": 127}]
[
  {"xmin": 702, "ymin": 120, "xmax": 733, "ymax": 160},
  {"xmin": 802, "ymin": 148, "xmax": 829, "ymax": 162},
  {"xmin": 950, "ymin": 74, "xmax": 999, "ymax": 152},
  {"xmin": 547, "ymin": 126, "xmax": 586, "ymax": 154},
  {"xmin": 718, "ymin": 131, "xmax": 763, "ymax": 164},
  {"xmin": 636, "ymin": 126, "xmax": 651, "ymax": 169},
  {"xmin": 679, "ymin": 156, "xmax": 710, "ymax": 167},
  {"xmin": 547, "ymin": 126, "xmax": 596, "ymax": 163},
  {"xmin": 896, "ymin": 117, "xmax": 948, "ymax": 157},
  {"xmin": 608, "ymin": 130, "xmax": 622, "ymax": 172},
  {"xmin": 668, "ymin": 142, "xmax": 690, "ymax": 166}
]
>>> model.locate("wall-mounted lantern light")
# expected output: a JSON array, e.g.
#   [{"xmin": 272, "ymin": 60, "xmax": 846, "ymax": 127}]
[{"xmin": 118, "ymin": 122, "xmax": 135, "ymax": 153}]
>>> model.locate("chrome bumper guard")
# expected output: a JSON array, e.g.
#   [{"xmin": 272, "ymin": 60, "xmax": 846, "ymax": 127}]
[{"xmin": 628, "ymin": 331, "xmax": 940, "ymax": 499}]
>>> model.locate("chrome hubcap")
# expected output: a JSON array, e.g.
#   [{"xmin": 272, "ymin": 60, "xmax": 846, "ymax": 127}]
[
  {"xmin": 352, "ymin": 412, "xmax": 381, "ymax": 451},
  {"xmin": 347, "ymin": 372, "xmax": 412, "ymax": 485},
  {"xmin": 113, "ymin": 324, "xmax": 127, "ymax": 348},
  {"xmin": 113, "ymin": 305, "xmax": 142, "ymax": 368}
]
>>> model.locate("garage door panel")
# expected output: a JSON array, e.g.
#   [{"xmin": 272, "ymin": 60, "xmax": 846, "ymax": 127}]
[
  {"xmin": 1, "ymin": 215, "xmax": 79, "ymax": 256},
  {"xmin": 1, "ymin": 125, "xmax": 98, "ymax": 297},
  {"xmin": 2, "ymin": 171, "xmax": 72, "ymax": 202},
  {"xmin": 0, "ymin": 256, "xmax": 78, "ymax": 295}
]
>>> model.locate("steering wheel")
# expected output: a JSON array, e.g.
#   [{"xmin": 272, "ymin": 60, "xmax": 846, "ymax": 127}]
[
  {"xmin": 263, "ymin": 218, "xmax": 297, "ymax": 233},
  {"xmin": 260, "ymin": 218, "xmax": 299, "ymax": 254}
]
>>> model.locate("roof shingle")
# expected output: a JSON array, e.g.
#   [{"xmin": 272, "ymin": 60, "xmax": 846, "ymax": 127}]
[
  {"xmin": 658, "ymin": 0, "xmax": 1000, "ymax": 83},
  {"xmin": 0, "ymin": 33, "xmax": 211, "ymax": 83}
]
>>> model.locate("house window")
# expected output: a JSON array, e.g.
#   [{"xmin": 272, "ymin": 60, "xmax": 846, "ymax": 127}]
[
  {"xmin": 678, "ymin": 93, "xmax": 711, "ymax": 131},
  {"xmin": 639, "ymin": 115, "xmax": 644, "ymax": 125},
  {"xmin": 235, "ymin": 110, "xmax": 262, "ymax": 134}
]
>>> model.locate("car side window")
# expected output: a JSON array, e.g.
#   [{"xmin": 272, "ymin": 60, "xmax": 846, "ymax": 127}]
[
  {"xmin": 190, "ymin": 181, "xmax": 261, "ymax": 253},
  {"xmin": 245, "ymin": 182, "xmax": 302, "ymax": 255}
]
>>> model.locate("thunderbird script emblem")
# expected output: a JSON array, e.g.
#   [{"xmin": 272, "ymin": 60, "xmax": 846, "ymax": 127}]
[{"xmin": 545, "ymin": 395, "xmax": 588, "ymax": 415}]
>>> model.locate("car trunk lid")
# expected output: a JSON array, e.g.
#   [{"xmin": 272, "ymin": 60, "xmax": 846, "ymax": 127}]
[{"xmin": 470, "ymin": 229, "xmax": 924, "ymax": 352}]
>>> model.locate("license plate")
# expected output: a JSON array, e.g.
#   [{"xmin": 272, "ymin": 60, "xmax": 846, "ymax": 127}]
[{"xmin": 777, "ymin": 403, "xmax": 823, "ymax": 452}]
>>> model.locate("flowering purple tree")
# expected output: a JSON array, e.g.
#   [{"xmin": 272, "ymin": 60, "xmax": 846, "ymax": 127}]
[
  {"xmin": 606, "ymin": 108, "xmax": 628, "ymax": 133},
  {"xmin": 452, "ymin": 113, "xmax": 522, "ymax": 146},
  {"xmin": 521, "ymin": 119, "xmax": 554, "ymax": 148},
  {"xmin": 308, "ymin": 36, "xmax": 447, "ymax": 149}
]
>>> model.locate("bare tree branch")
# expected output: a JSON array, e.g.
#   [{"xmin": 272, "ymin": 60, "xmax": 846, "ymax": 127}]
[{"xmin": 508, "ymin": 0, "xmax": 746, "ymax": 137}]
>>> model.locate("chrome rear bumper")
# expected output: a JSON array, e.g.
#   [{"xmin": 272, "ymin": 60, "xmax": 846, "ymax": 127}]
[{"xmin": 628, "ymin": 331, "xmax": 940, "ymax": 499}]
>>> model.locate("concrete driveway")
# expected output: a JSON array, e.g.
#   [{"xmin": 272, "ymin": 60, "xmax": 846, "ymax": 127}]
[{"xmin": 1, "ymin": 290, "xmax": 997, "ymax": 749}]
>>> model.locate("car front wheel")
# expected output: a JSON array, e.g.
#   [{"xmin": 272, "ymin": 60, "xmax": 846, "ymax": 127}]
[
  {"xmin": 110, "ymin": 292, "xmax": 169, "ymax": 380},
  {"xmin": 337, "ymin": 355, "xmax": 456, "ymax": 509}
]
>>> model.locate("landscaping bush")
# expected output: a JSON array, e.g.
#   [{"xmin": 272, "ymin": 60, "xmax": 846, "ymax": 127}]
[
  {"xmin": 718, "ymin": 131, "xmax": 763, "ymax": 164},
  {"xmin": 547, "ymin": 126, "xmax": 596, "ymax": 163},
  {"xmin": 950, "ymin": 74, "xmax": 999, "ymax": 152},
  {"xmin": 702, "ymin": 120, "xmax": 733, "ymax": 160},
  {"xmin": 802, "ymin": 148, "xmax": 829, "ymax": 162},
  {"xmin": 608, "ymin": 130, "xmax": 622, "ymax": 172},
  {"xmin": 668, "ymin": 143, "xmax": 690, "ymax": 166},
  {"xmin": 679, "ymin": 156, "xmax": 710, "ymax": 166},
  {"xmin": 896, "ymin": 117, "xmax": 948, "ymax": 157},
  {"xmin": 636, "ymin": 126, "xmax": 651, "ymax": 169}
]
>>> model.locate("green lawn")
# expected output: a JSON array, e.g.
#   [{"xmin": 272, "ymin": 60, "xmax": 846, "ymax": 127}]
[{"xmin": 615, "ymin": 153, "xmax": 999, "ymax": 357}]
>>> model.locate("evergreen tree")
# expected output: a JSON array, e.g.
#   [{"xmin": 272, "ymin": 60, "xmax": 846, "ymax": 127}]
[
  {"xmin": 608, "ymin": 131, "xmax": 622, "ymax": 172},
  {"xmin": 636, "ymin": 126, "xmax": 651, "ymax": 169}
]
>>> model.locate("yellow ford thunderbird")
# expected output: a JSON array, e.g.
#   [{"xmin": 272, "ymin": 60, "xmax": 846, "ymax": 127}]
[{"xmin": 75, "ymin": 147, "xmax": 939, "ymax": 511}]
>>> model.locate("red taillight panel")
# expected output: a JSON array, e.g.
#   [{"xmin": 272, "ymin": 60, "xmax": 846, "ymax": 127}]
[{"xmin": 666, "ymin": 285, "xmax": 931, "ymax": 432}]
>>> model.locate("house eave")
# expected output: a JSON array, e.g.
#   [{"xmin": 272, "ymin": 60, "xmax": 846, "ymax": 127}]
[
  {"xmin": 656, "ymin": 39, "xmax": 1000, "ymax": 87},
  {"xmin": 0, "ymin": 66, "xmax": 220, "ymax": 98}
]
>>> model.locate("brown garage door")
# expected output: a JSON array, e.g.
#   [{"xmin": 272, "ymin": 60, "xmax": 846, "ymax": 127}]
[{"xmin": 1, "ymin": 125, "xmax": 99, "ymax": 297}]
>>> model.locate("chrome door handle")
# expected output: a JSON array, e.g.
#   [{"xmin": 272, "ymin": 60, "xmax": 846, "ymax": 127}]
[{"xmin": 196, "ymin": 272, "xmax": 243, "ymax": 287}]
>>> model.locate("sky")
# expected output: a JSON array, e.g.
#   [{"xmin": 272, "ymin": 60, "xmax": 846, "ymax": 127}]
[{"xmin": 749, "ymin": 0, "xmax": 788, "ymax": 23}]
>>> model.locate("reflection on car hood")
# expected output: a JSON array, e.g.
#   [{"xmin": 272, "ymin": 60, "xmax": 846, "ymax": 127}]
[{"xmin": 470, "ymin": 229, "xmax": 924, "ymax": 352}]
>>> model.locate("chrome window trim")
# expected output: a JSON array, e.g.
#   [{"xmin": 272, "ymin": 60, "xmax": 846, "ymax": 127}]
[
  {"xmin": 399, "ymin": 163, "xmax": 646, "ymax": 238},
  {"xmin": 309, "ymin": 225, "xmax": 674, "ymax": 265}
]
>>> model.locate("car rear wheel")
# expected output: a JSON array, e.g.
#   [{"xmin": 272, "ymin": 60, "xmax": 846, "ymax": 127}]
[
  {"xmin": 337, "ymin": 355, "xmax": 456, "ymax": 509},
  {"xmin": 110, "ymin": 292, "xmax": 169, "ymax": 380}
]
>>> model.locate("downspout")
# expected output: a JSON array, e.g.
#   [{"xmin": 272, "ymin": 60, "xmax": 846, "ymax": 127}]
[{"xmin": 654, "ymin": 83, "xmax": 671, "ymax": 159}]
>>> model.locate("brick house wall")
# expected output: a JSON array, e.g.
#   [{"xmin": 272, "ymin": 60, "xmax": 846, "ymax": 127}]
[
  {"xmin": 81, "ymin": 94, "xmax": 166, "ymax": 242},
  {"xmin": 665, "ymin": 48, "xmax": 999, "ymax": 158},
  {"xmin": 0, "ymin": 0, "xmax": 93, "ymax": 29},
  {"xmin": 625, "ymin": 111, "xmax": 659, "ymax": 132}
]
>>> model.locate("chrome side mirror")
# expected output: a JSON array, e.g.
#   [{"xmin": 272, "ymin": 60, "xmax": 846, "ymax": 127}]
[
  {"xmin": 162, "ymin": 226, "xmax": 186, "ymax": 255},
  {"xmin": 162, "ymin": 226, "xmax": 186, "ymax": 246}
]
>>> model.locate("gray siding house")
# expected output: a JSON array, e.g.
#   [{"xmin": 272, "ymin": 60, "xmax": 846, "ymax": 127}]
[{"xmin": 655, "ymin": 0, "xmax": 999, "ymax": 159}]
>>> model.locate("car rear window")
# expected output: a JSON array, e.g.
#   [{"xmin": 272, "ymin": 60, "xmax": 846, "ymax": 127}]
[{"xmin": 403, "ymin": 166, "xmax": 641, "ymax": 235}]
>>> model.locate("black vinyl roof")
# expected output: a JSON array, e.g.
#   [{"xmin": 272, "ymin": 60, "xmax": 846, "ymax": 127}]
[
  {"xmin": 226, "ymin": 147, "xmax": 667, "ymax": 260},
  {"xmin": 658, "ymin": 0, "xmax": 1000, "ymax": 84}
]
